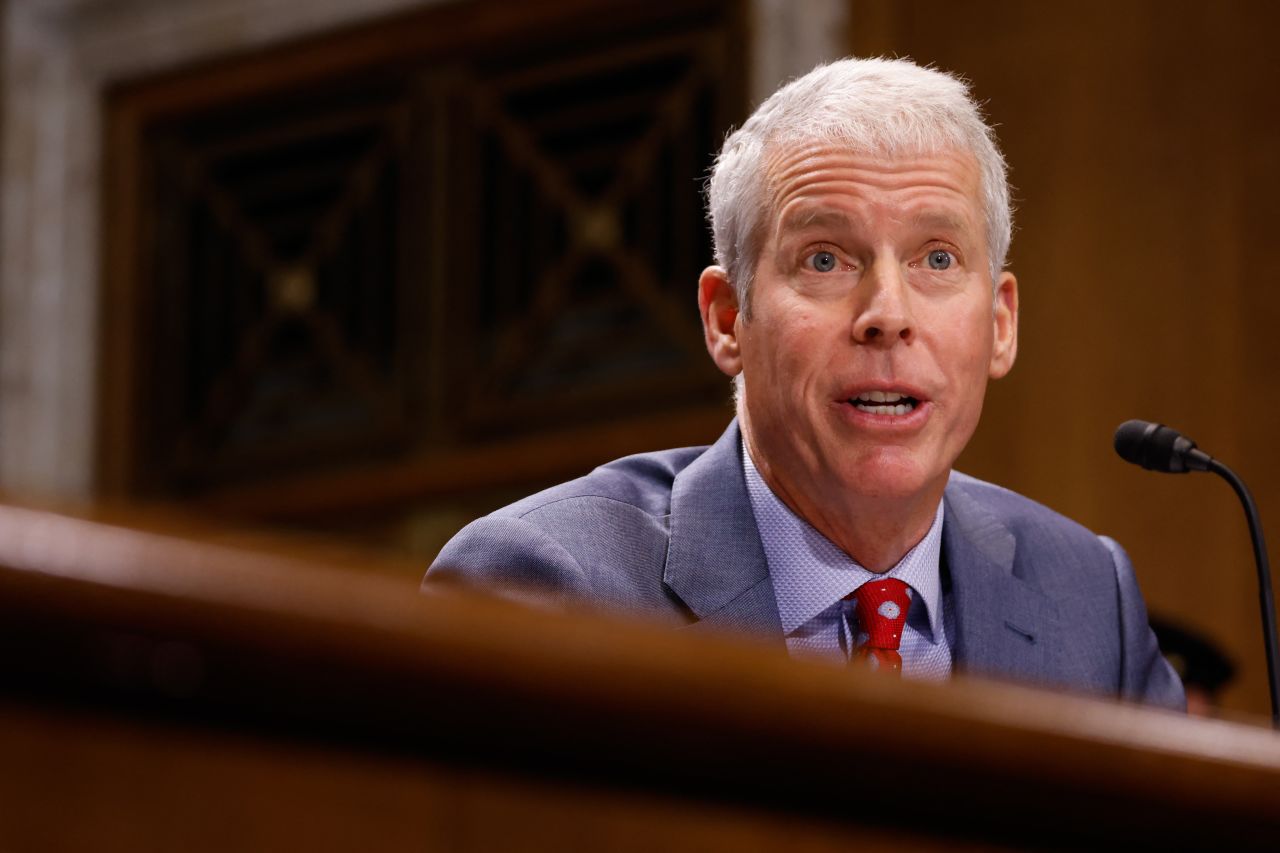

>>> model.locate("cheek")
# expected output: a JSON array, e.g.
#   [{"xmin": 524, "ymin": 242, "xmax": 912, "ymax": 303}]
[
  {"xmin": 746, "ymin": 299, "xmax": 827, "ymax": 363},
  {"xmin": 769, "ymin": 313, "xmax": 833, "ymax": 387},
  {"xmin": 943, "ymin": 303, "xmax": 996, "ymax": 370},
  {"xmin": 938, "ymin": 308, "xmax": 996, "ymax": 427}
]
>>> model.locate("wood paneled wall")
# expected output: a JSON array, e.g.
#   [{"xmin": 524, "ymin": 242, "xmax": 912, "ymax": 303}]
[
  {"xmin": 99, "ymin": 0, "xmax": 742, "ymax": 502},
  {"xmin": 848, "ymin": 0, "xmax": 1280, "ymax": 716}
]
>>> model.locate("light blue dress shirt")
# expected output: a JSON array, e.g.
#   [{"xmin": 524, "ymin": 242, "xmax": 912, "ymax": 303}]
[{"xmin": 742, "ymin": 442, "xmax": 954, "ymax": 680}]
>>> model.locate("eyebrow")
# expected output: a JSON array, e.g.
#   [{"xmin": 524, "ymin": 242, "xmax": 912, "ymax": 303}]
[
  {"xmin": 910, "ymin": 211, "xmax": 974, "ymax": 236},
  {"xmin": 777, "ymin": 209, "xmax": 858, "ymax": 234}
]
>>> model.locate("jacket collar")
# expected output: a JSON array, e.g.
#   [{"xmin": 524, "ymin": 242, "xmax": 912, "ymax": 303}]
[{"xmin": 663, "ymin": 420, "xmax": 784, "ymax": 640}]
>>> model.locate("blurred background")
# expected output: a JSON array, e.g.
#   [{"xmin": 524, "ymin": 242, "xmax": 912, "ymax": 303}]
[{"xmin": 0, "ymin": 0, "xmax": 1276, "ymax": 718}]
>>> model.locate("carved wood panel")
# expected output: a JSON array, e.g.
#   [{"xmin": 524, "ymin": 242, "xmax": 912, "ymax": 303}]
[{"xmin": 106, "ymin": 0, "xmax": 744, "ymax": 498}]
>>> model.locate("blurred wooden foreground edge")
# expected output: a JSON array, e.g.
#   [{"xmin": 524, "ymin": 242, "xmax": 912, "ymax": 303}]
[{"xmin": 0, "ymin": 501, "xmax": 1277, "ymax": 851}]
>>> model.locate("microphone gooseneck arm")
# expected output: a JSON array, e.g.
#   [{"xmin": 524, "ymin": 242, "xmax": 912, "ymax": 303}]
[
  {"xmin": 1205, "ymin": 457, "xmax": 1280, "ymax": 728},
  {"xmin": 1114, "ymin": 420, "xmax": 1279, "ymax": 728}
]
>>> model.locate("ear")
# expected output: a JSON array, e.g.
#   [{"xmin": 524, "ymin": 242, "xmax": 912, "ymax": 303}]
[
  {"xmin": 698, "ymin": 265, "xmax": 742, "ymax": 377},
  {"xmin": 988, "ymin": 271, "xmax": 1018, "ymax": 379}
]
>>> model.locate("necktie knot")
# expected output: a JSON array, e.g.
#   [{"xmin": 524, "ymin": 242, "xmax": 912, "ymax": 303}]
[
  {"xmin": 848, "ymin": 577, "xmax": 912, "ymax": 674},
  {"xmin": 851, "ymin": 577, "xmax": 912, "ymax": 650}
]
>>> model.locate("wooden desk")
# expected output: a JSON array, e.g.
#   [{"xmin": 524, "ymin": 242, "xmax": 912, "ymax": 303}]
[{"xmin": 0, "ymin": 502, "xmax": 1276, "ymax": 850}]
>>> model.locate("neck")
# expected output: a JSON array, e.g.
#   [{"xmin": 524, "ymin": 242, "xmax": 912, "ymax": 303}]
[{"xmin": 742, "ymin": 431, "xmax": 944, "ymax": 573}]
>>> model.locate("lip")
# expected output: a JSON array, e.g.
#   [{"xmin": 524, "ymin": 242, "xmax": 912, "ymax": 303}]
[
  {"xmin": 831, "ymin": 382, "xmax": 932, "ymax": 432},
  {"xmin": 838, "ymin": 381, "xmax": 931, "ymax": 402}
]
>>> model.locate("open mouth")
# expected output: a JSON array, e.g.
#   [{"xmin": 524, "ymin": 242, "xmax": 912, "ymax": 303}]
[{"xmin": 848, "ymin": 390, "xmax": 920, "ymax": 416}]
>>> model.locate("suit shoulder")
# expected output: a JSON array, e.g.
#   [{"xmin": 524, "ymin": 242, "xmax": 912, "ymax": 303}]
[
  {"xmin": 947, "ymin": 471, "xmax": 1111, "ymax": 559},
  {"xmin": 492, "ymin": 443, "xmax": 708, "ymax": 521},
  {"xmin": 429, "ymin": 443, "xmax": 708, "ymax": 616}
]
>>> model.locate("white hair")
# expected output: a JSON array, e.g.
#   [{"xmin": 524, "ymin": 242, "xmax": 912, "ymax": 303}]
[{"xmin": 706, "ymin": 57, "xmax": 1013, "ymax": 311}]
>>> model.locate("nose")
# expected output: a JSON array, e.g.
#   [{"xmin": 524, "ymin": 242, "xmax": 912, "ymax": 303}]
[{"xmin": 851, "ymin": 259, "xmax": 914, "ymax": 345}]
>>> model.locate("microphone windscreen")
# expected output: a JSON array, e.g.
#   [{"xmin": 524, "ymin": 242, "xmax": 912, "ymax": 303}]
[{"xmin": 1114, "ymin": 419, "xmax": 1180, "ymax": 471}]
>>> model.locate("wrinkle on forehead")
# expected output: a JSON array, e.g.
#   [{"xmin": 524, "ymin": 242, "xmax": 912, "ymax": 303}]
[
  {"xmin": 765, "ymin": 137, "xmax": 975, "ymax": 182},
  {"xmin": 765, "ymin": 143, "xmax": 984, "ymax": 241}
]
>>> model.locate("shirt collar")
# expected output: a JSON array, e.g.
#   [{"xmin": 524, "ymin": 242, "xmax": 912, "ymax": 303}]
[{"xmin": 742, "ymin": 439, "xmax": 946, "ymax": 640}]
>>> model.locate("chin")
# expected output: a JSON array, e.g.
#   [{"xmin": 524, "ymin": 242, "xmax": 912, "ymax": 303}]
[{"xmin": 836, "ymin": 451, "xmax": 938, "ymax": 502}]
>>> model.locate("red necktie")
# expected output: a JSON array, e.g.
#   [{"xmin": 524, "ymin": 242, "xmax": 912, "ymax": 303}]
[{"xmin": 849, "ymin": 578, "xmax": 912, "ymax": 675}]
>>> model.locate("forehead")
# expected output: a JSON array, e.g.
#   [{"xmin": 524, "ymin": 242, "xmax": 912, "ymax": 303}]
[{"xmin": 762, "ymin": 140, "xmax": 985, "ymax": 236}]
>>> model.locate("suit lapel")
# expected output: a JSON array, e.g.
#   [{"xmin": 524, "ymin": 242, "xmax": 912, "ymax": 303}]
[
  {"xmin": 944, "ymin": 480, "xmax": 1065, "ymax": 685},
  {"xmin": 663, "ymin": 420, "xmax": 784, "ymax": 640},
  {"xmin": 662, "ymin": 434, "xmax": 1064, "ymax": 676}
]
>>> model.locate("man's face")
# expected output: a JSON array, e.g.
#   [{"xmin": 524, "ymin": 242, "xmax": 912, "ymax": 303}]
[{"xmin": 703, "ymin": 142, "xmax": 1017, "ymax": 514}]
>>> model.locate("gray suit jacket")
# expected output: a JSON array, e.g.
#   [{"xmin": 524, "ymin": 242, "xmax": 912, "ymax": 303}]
[{"xmin": 429, "ymin": 421, "xmax": 1184, "ymax": 709}]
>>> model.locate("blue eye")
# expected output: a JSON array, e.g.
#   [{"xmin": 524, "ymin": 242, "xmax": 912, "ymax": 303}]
[
  {"xmin": 808, "ymin": 251, "xmax": 838, "ymax": 272},
  {"xmin": 927, "ymin": 250, "xmax": 954, "ymax": 271}
]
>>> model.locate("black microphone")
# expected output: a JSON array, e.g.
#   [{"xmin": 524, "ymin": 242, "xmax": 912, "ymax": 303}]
[
  {"xmin": 1113, "ymin": 419, "xmax": 1212, "ymax": 473},
  {"xmin": 1113, "ymin": 420, "xmax": 1279, "ymax": 728}
]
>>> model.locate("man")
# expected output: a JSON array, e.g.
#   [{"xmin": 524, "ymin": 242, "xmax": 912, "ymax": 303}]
[{"xmin": 428, "ymin": 58, "xmax": 1184, "ymax": 709}]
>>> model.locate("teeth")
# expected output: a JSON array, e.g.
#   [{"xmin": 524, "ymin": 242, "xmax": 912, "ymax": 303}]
[
  {"xmin": 852, "ymin": 402, "xmax": 914, "ymax": 416},
  {"xmin": 848, "ymin": 390, "xmax": 918, "ymax": 415},
  {"xmin": 856, "ymin": 390, "xmax": 905, "ymax": 403}
]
